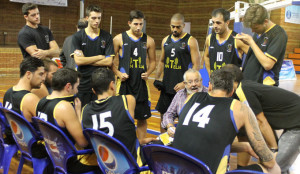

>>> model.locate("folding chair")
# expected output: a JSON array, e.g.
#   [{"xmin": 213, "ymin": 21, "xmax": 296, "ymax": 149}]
[
  {"xmin": 142, "ymin": 144, "xmax": 213, "ymax": 174},
  {"xmin": 32, "ymin": 117, "xmax": 96, "ymax": 174},
  {"xmin": 226, "ymin": 170, "xmax": 265, "ymax": 174},
  {"xmin": 0, "ymin": 107, "xmax": 50, "ymax": 174},
  {"xmin": 84, "ymin": 128, "xmax": 149, "ymax": 174},
  {"xmin": 0, "ymin": 105, "xmax": 18, "ymax": 174}
]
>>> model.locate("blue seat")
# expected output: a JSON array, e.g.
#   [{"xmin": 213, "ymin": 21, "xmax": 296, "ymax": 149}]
[
  {"xmin": 32, "ymin": 117, "xmax": 97, "ymax": 174},
  {"xmin": 84, "ymin": 128, "xmax": 149, "ymax": 174},
  {"xmin": 0, "ymin": 107, "xmax": 50, "ymax": 174},
  {"xmin": 226, "ymin": 170, "xmax": 265, "ymax": 174},
  {"xmin": 0, "ymin": 104, "xmax": 18, "ymax": 174},
  {"xmin": 142, "ymin": 144, "xmax": 213, "ymax": 174}
]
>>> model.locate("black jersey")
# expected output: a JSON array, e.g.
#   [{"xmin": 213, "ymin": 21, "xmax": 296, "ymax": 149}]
[
  {"xmin": 72, "ymin": 29, "xmax": 115, "ymax": 92},
  {"xmin": 36, "ymin": 95, "xmax": 75, "ymax": 143},
  {"xmin": 82, "ymin": 95, "xmax": 137, "ymax": 158},
  {"xmin": 173, "ymin": 92, "xmax": 238, "ymax": 173},
  {"xmin": 163, "ymin": 33, "xmax": 193, "ymax": 94},
  {"xmin": 236, "ymin": 80, "xmax": 300, "ymax": 130},
  {"xmin": 3, "ymin": 87, "xmax": 31, "ymax": 115},
  {"xmin": 209, "ymin": 31, "xmax": 242, "ymax": 73},
  {"xmin": 18, "ymin": 25, "xmax": 54, "ymax": 58},
  {"xmin": 242, "ymin": 25, "xmax": 287, "ymax": 86},
  {"xmin": 116, "ymin": 32, "xmax": 149, "ymax": 102}
]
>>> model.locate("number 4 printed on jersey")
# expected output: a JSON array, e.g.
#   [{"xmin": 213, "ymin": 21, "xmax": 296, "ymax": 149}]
[{"xmin": 183, "ymin": 103, "xmax": 215, "ymax": 128}]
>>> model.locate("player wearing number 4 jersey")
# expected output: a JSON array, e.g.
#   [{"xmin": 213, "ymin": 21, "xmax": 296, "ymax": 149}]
[
  {"xmin": 173, "ymin": 68, "xmax": 280, "ymax": 174},
  {"xmin": 36, "ymin": 68, "xmax": 100, "ymax": 173},
  {"xmin": 111, "ymin": 10, "xmax": 156, "ymax": 143},
  {"xmin": 82, "ymin": 68, "xmax": 155, "ymax": 159}
]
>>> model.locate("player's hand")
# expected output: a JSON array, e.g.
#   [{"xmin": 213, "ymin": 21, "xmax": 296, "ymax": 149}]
[
  {"xmin": 141, "ymin": 72, "xmax": 148, "ymax": 80},
  {"xmin": 74, "ymin": 97, "xmax": 82, "ymax": 118},
  {"xmin": 246, "ymin": 143, "xmax": 259, "ymax": 159},
  {"xmin": 32, "ymin": 49, "xmax": 47, "ymax": 59},
  {"xmin": 118, "ymin": 72, "xmax": 129, "ymax": 81},
  {"xmin": 74, "ymin": 50, "xmax": 84, "ymax": 57},
  {"xmin": 174, "ymin": 82, "xmax": 185, "ymax": 92},
  {"xmin": 234, "ymin": 33, "xmax": 254, "ymax": 46},
  {"xmin": 140, "ymin": 137, "xmax": 156, "ymax": 145},
  {"xmin": 167, "ymin": 126, "xmax": 176, "ymax": 137}
]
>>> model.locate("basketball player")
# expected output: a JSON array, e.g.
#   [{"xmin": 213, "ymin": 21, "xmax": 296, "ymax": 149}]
[
  {"xmin": 155, "ymin": 13, "xmax": 201, "ymax": 132},
  {"xmin": 81, "ymin": 68, "xmax": 154, "ymax": 160},
  {"xmin": 36, "ymin": 68, "xmax": 100, "ymax": 173},
  {"xmin": 235, "ymin": 4, "xmax": 287, "ymax": 86},
  {"xmin": 32, "ymin": 59, "xmax": 58, "ymax": 99},
  {"xmin": 111, "ymin": 10, "xmax": 156, "ymax": 143},
  {"xmin": 72, "ymin": 5, "xmax": 115, "ymax": 107},
  {"xmin": 173, "ymin": 68, "xmax": 280, "ymax": 174},
  {"xmin": 3, "ymin": 57, "xmax": 45, "ymax": 122},
  {"xmin": 204, "ymin": 8, "xmax": 248, "ymax": 75},
  {"xmin": 224, "ymin": 64, "xmax": 300, "ymax": 174}
]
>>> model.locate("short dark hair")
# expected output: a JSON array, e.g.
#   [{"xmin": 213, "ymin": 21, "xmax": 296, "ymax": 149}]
[
  {"xmin": 22, "ymin": 3, "xmax": 38, "ymax": 15},
  {"xmin": 129, "ymin": 10, "xmax": 145, "ymax": 22},
  {"xmin": 210, "ymin": 68, "xmax": 234, "ymax": 95},
  {"xmin": 51, "ymin": 68, "xmax": 81, "ymax": 91},
  {"xmin": 85, "ymin": 5, "xmax": 102, "ymax": 17},
  {"xmin": 91, "ymin": 68, "xmax": 115, "ymax": 95},
  {"xmin": 77, "ymin": 18, "xmax": 88, "ymax": 30},
  {"xmin": 222, "ymin": 64, "xmax": 244, "ymax": 83},
  {"xmin": 20, "ymin": 57, "xmax": 44, "ymax": 78},
  {"xmin": 43, "ymin": 59, "xmax": 58, "ymax": 72},
  {"xmin": 212, "ymin": 8, "xmax": 230, "ymax": 22},
  {"xmin": 244, "ymin": 4, "xmax": 269, "ymax": 28}
]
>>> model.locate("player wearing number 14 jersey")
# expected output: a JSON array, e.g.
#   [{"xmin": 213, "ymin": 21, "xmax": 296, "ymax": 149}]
[{"xmin": 173, "ymin": 68, "xmax": 280, "ymax": 174}]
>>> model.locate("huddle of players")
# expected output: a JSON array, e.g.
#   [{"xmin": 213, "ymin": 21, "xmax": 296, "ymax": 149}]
[{"xmin": 6, "ymin": 2, "xmax": 292, "ymax": 174}]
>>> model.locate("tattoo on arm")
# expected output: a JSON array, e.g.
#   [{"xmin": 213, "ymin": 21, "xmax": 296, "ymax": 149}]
[{"xmin": 242, "ymin": 104, "xmax": 273, "ymax": 162}]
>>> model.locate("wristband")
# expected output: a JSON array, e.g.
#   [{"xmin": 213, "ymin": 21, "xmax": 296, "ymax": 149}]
[{"xmin": 270, "ymin": 148, "xmax": 278, "ymax": 153}]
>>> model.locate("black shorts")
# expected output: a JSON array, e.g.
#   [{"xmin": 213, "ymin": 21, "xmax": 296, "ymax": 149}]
[
  {"xmin": 236, "ymin": 164, "xmax": 264, "ymax": 172},
  {"xmin": 155, "ymin": 91, "xmax": 175, "ymax": 114},
  {"xmin": 77, "ymin": 91, "xmax": 97, "ymax": 107},
  {"xmin": 135, "ymin": 101, "xmax": 151, "ymax": 120},
  {"xmin": 67, "ymin": 156, "xmax": 101, "ymax": 173}
]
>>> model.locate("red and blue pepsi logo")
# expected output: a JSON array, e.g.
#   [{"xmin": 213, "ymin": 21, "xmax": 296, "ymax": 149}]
[
  {"xmin": 10, "ymin": 120, "xmax": 24, "ymax": 140},
  {"xmin": 98, "ymin": 145, "xmax": 117, "ymax": 170}
]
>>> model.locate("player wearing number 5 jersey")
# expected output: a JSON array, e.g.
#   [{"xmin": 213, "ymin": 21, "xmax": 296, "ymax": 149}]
[
  {"xmin": 154, "ymin": 13, "xmax": 200, "ymax": 132},
  {"xmin": 173, "ymin": 68, "xmax": 280, "ymax": 174},
  {"xmin": 111, "ymin": 10, "xmax": 156, "ymax": 144},
  {"xmin": 82, "ymin": 68, "xmax": 154, "ymax": 159},
  {"xmin": 36, "ymin": 68, "xmax": 100, "ymax": 173}
]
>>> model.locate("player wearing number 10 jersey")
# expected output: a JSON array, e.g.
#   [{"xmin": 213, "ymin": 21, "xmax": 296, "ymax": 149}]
[{"xmin": 173, "ymin": 68, "xmax": 280, "ymax": 174}]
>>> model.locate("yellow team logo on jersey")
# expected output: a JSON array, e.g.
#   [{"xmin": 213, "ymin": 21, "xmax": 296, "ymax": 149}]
[
  {"xmin": 130, "ymin": 57, "xmax": 145, "ymax": 69},
  {"xmin": 165, "ymin": 57, "xmax": 182, "ymax": 69},
  {"xmin": 211, "ymin": 62, "xmax": 226, "ymax": 73}
]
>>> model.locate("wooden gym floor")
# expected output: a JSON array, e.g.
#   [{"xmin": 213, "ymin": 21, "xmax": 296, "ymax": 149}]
[{"xmin": 0, "ymin": 48, "xmax": 300, "ymax": 173}]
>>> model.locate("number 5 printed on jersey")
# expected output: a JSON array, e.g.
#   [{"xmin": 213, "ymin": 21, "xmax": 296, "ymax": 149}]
[
  {"xmin": 183, "ymin": 103, "xmax": 215, "ymax": 128},
  {"xmin": 91, "ymin": 111, "xmax": 114, "ymax": 136}
]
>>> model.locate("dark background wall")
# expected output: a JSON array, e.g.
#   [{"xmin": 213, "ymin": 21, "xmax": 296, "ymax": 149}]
[{"xmin": 0, "ymin": 0, "xmax": 299, "ymax": 55}]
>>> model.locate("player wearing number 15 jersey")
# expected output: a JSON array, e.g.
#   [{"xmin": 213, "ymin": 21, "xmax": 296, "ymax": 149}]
[
  {"xmin": 173, "ymin": 68, "xmax": 280, "ymax": 174},
  {"xmin": 81, "ymin": 68, "xmax": 154, "ymax": 159}
]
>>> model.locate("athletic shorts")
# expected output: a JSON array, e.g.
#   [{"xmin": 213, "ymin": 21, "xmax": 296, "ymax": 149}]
[
  {"xmin": 155, "ymin": 91, "xmax": 175, "ymax": 114},
  {"xmin": 236, "ymin": 164, "xmax": 264, "ymax": 172},
  {"xmin": 135, "ymin": 100, "xmax": 151, "ymax": 120},
  {"xmin": 67, "ymin": 156, "xmax": 101, "ymax": 173}
]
